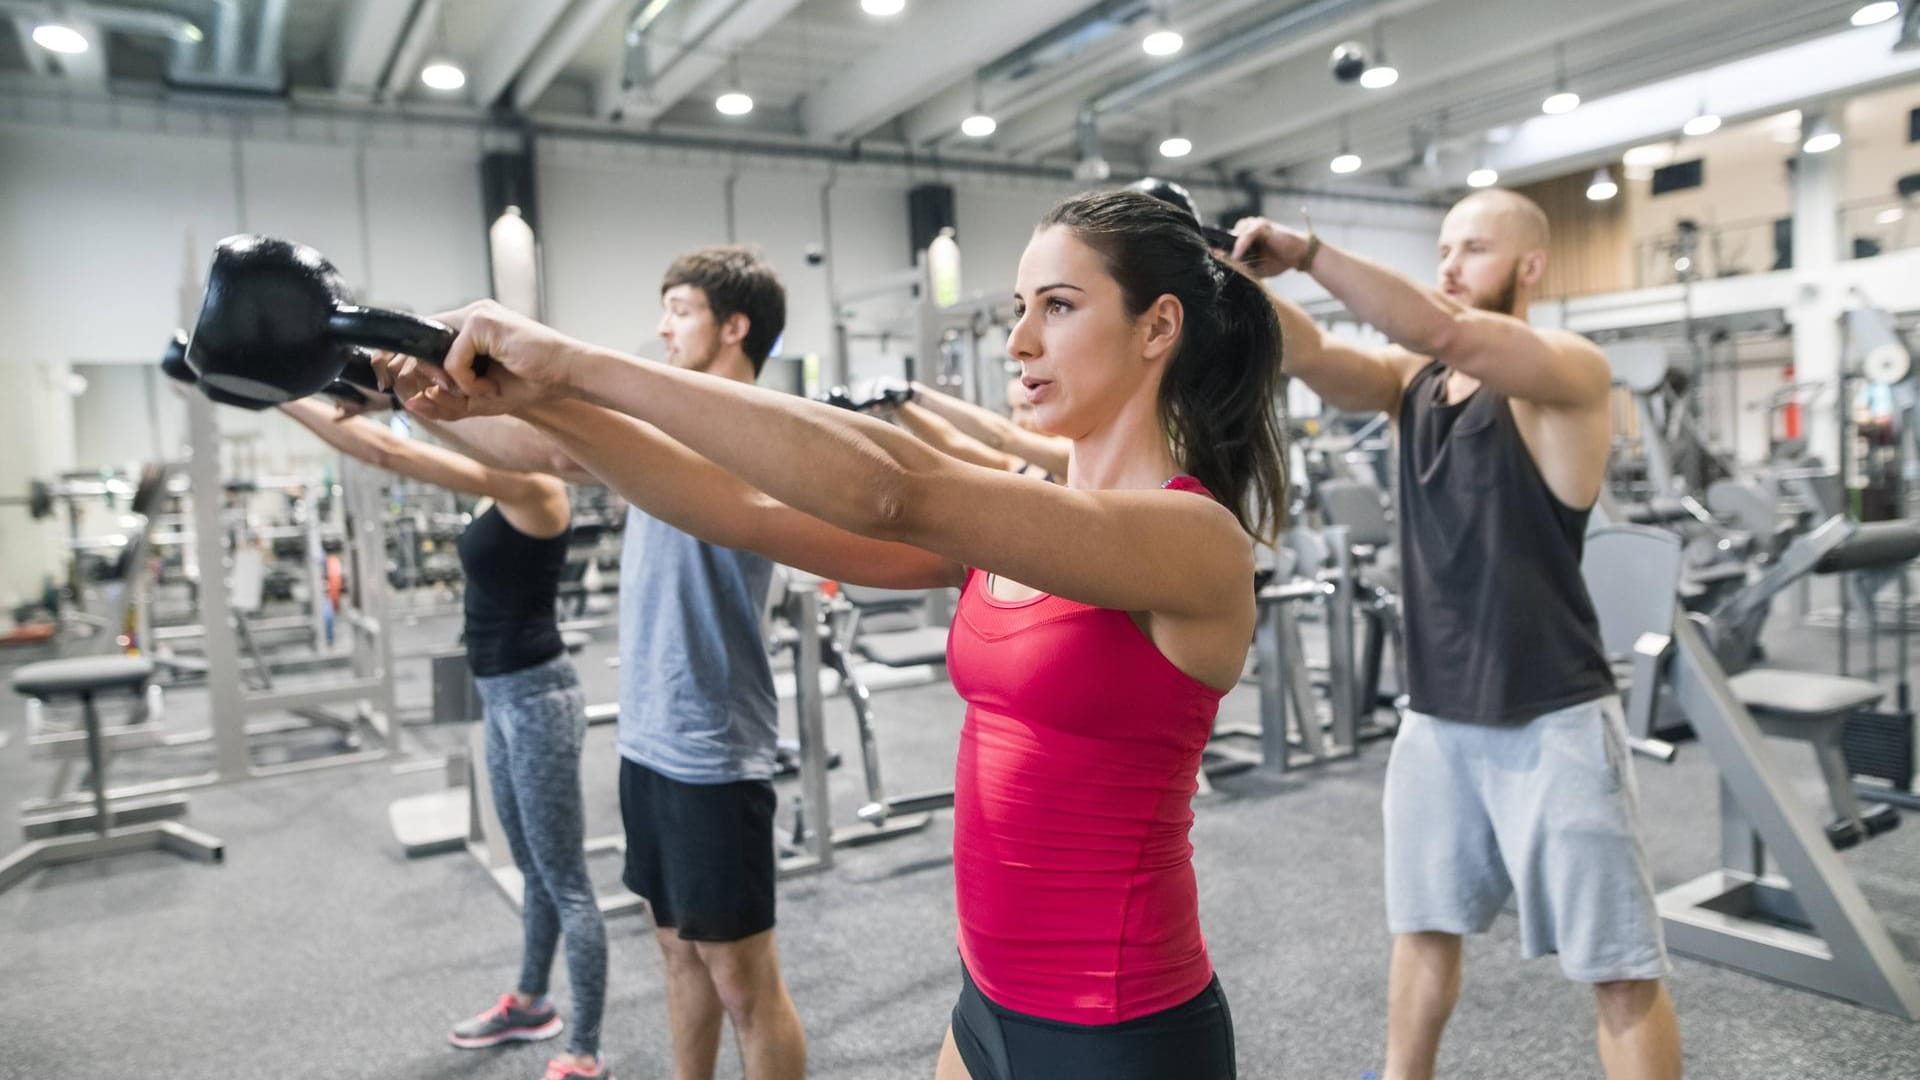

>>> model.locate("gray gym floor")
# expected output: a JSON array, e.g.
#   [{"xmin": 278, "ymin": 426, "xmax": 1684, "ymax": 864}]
[{"xmin": 3, "ymin": 602, "xmax": 1919, "ymax": 1080}]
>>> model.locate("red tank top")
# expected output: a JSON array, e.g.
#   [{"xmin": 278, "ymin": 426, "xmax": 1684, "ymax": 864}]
[{"xmin": 944, "ymin": 475, "xmax": 1228, "ymax": 1024}]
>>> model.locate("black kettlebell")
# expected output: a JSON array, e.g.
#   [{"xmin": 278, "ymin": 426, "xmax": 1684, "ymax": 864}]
[
  {"xmin": 1130, "ymin": 176, "xmax": 1201, "ymax": 221},
  {"xmin": 160, "ymin": 329, "xmax": 278, "ymax": 410},
  {"xmin": 187, "ymin": 235, "xmax": 486, "ymax": 405},
  {"xmin": 165, "ymin": 327, "xmax": 380, "ymax": 410},
  {"xmin": 1128, "ymin": 177, "xmax": 1236, "ymax": 250}
]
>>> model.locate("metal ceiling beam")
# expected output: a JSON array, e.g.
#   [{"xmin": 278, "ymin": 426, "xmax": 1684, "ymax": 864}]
[
  {"xmin": 1477, "ymin": 24, "xmax": 1920, "ymax": 190},
  {"xmin": 1218, "ymin": 0, "xmax": 1861, "ymax": 180},
  {"xmin": 797, "ymin": 0, "xmax": 1095, "ymax": 143},
  {"xmin": 332, "ymin": 0, "xmax": 418, "ymax": 102},
  {"xmin": 1174, "ymin": 0, "xmax": 1699, "ymax": 169},
  {"xmin": 378, "ymin": 0, "xmax": 442, "ymax": 103},
  {"xmin": 901, "ymin": 0, "xmax": 1277, "ymax": 149},
  {"xmin": 992, "ymin": 0, "xmax": 1409, "ymax": 160},
  {"xmin": 597, "ymin": 0, "xmax": 807, "ymax": 124},
  {"xmin": 468, "ymin": 0, "xmax": 577, "ymax": 110},
  {"xmin": 511, "ymin": 0, "xmax": 627, "ymax": 111}
]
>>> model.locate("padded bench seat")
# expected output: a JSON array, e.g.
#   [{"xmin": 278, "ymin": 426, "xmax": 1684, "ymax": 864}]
[
  {"xmin": 11, "ymin": 656, "xmax": 155, "ymax": 700},
  {"xmin": 1726, "ymin": 667, "xmax": 1896, "ymax": 850},
  {"xmin": 854, "ymin": 627, "xmax": 950, "ymax": 668},
  {"xmin": 1727, "ymin": 669, "xmax": 1884, "ymax": 720}
]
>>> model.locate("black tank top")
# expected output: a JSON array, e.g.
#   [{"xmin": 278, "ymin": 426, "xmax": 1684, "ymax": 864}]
[
  {"xmin": 1396, "ymin": 362, "xmax": 1614, "ymax": 724},
  {"xmin": 456, "ymin": 505, "xmax": 568, "ymax": 677}
]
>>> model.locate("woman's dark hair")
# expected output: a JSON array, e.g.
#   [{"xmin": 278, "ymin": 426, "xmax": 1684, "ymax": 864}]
[{"xmin": 1039, "ymin": 189, "xmax": 1288, "ymax": 541}]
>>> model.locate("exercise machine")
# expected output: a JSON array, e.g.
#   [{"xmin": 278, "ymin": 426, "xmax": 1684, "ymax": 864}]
[{"xmin": 1585, "ymin": 524, "xmax": 1920, "ymax": 1018}]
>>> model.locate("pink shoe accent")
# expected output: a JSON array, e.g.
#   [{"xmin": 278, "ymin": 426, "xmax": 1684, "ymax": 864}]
[{"xmin": 543, "ymin": 1057, "xmax": 606, "ymax": 1079}]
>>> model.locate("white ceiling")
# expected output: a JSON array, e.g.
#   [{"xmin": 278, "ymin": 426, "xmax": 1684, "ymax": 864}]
[{"xmin": 0, "ymin": 0, "xmax": 1911, "ymax": 194}]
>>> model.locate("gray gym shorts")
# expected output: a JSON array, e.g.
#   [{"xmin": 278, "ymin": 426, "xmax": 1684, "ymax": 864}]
[{"xmin": 1382, "ymin": 695, "xmax": 1673, "ymax": 983}]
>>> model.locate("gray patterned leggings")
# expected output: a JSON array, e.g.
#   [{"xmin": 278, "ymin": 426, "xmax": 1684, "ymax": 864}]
[{"xmin": 474, "ymin": 653, "xmax": 607, "ymax": 1058}]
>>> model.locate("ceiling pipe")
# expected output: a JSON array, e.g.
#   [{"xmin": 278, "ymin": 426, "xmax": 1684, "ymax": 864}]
[
  {"xmin": 1061, "ymin": 0, "xmax": 1381, "ymax": 165},
  {"xmin": 0, "ymin": 0, "xmax": 197, "ymax": 45},
  {"xmin": 0, "ymin": 0, "xmax": 287, "ymax": 93},
  {"xmin": 1090, "ymin": 0, "xmax": 1379, "ymax": 119}
]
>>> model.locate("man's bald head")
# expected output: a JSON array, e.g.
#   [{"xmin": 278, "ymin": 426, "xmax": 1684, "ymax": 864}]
[
  {"xmin": 1436, "ymin": 188, "xmax": 1552, "ymax": 316},
  {"xmin": 1447, "ymin": 189, "xmax": 1550, "ymax": 252}
]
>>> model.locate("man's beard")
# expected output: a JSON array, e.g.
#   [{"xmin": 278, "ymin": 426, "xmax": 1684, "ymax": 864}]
[{"xmin": 1474, "ymin": 263, "xmax": 1521, "ymax": 316}]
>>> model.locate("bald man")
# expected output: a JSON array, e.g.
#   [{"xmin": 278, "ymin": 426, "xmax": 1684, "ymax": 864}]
[{"xmin": 1235, "ymin": 191, "xmax": 1681, "ymax": 1080}]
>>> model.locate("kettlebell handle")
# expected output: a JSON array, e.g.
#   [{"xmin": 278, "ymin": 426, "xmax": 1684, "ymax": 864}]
[{"xmin": 327, "ymin": 306, "xmax": 493, "ymax": 377}]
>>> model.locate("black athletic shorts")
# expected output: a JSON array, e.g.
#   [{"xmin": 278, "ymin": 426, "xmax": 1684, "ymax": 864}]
[
  {"xmin": 951, "ymin": 963, "xmax": 1236, "ymax": 1080},
  {"xmin": 618, "ymin": 758, "xmax": 777, "ymax": 942}
]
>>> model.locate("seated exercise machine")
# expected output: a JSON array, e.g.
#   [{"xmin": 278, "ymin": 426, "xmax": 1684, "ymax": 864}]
[{"xmin": 1583, "ymin": 524, "xmax": 1920, "ymax": 1018}]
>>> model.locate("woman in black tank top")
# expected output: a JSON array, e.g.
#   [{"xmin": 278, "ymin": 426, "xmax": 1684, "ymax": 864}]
[{"xmin": 278, "ymin": 398, "xmax": 615, "ymax": 1080}]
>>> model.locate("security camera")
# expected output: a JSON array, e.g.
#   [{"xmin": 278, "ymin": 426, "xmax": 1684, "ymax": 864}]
[
  {"xmin": 1329, "ymin": 41, "xmax": 1369, "ymax": 84},
  {"xmin": 803, "ymin": 243, "xmax": 825, "ymax": 267}
]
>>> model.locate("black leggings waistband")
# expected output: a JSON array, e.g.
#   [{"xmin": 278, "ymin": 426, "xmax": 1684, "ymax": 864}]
[{"xmin": 950, "ymin": 964, "xmax": 1236, "ymax": 1080}]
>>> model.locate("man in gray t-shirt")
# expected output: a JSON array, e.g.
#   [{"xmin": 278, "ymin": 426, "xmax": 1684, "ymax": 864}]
[
  {"xmin": 399, "ymin": 247, "xmax": 804, "ymax": 1080},
  {"xmin": 616, "ymin": 506, "xmax": 778, "ymax": 784}
]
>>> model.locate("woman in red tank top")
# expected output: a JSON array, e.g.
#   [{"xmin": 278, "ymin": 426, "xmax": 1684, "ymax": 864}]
[{"xmin": 395, "ymin": 190, "xmax": 1289, "ymax": 1080}]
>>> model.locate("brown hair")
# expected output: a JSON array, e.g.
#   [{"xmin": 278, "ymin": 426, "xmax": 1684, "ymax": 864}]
[
  {"xmin": 660, "ymin": 245, "xmax": 787, "ymax": 375},
  {"xmin": 1039, "ymin": 190, "xmax": 1288, "ymax": 540}
]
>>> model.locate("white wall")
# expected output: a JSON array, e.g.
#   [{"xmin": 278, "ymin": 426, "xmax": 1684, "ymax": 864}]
[
  {"xmin": 1260, "ymin": 191, "xmax": 1446, "ymax": 309},
  {"xmin": 0, "ymin": 105, "xmax": 1447, "ymax": 601}
]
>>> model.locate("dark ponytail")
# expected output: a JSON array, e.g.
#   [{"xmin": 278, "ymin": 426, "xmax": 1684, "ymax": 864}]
[{"xmin": 1040, "ymin": 190, "xmax": 1288, "ymax": 541}]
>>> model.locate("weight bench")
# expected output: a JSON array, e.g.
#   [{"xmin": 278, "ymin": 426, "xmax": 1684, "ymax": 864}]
[
  {"xmin": 1, "ymin": 656, "xmax": 223, "ymax": 895},
  {"xmin": 1727, "ymin": 670, "xmax": 1897, "ymax": 848}
]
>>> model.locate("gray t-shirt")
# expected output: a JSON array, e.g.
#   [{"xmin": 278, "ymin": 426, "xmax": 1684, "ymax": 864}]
[{"xmin": 616, "ymin": 507, "xmax": 779, "ymax": 784}]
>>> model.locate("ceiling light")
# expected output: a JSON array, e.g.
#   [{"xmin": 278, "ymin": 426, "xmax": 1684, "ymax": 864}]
[
  {"xmin": 1484, "ymin": 125, "xmax": 1516, "ymax": 145},
  {"xmin": 1542, "ymin": 91, "xmax": 1580, "ymax": 115},
  {"xmin": 1159, "ymin": 135, "xmax": 1192, "ymax": 158},
  {"xmin": 1359, "ymin": 63, "xmax": 1398, "ymax": 89},
  {"xmin": 861, "ymin": 0, "xmax": 906, "ymax": 15},
  {"xmin": 716, "ymin": 54, "xmax": 752, "ymax": 116},
  {"xmin": 1876, "ymin": 207, "xmax": 1906, "ymax": 225},
  {"xmin": 1359, "ymin": 21, "xmax": 1397, "ymax": 89},
  {"xmin": 1682, "ymin": 112, "xmax": 1722, "ymax": 137},
  {"xmin": 1331, "ymin": 152, "xmax": 1362, "ymax": 174},
  {"xmin": 960, "ymin": 75, "xmax": 995, "ymax": 138},
  {"xmin": 1802, "ymin": 113, "xmax": 1841, "ymax": 154},
  {"xmin": 420, "ymin": 62, "xmax": 466, "ymax": 90},
  {"xmin": 1852, "ymin": 3, "xmax": 1900, "ymax": 27},
  {"xmin": 1467, "ymin": 167, "xmax": 1499, "ymax": 189},
  {"xmin": 1142, "ymin": 29, "xmax": 1183, "ymax": 56},
  {"xmin": 1541, "ymin": 42, "xmax": 1578, "ymax": 115},
  {"xmin": 1674, "ymin": 256, "xmax": 1692, "ymax": 273},
  {"xmin": 31, "ymin": 23, "xmax": 88, "ymax": 54},
  {"xmin": 1586, "ymin": 167, "xmax": 1618, "ymax": 201}
]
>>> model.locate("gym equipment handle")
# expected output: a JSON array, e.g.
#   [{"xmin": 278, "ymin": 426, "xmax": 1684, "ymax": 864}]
[{"xmin": 326, "ymin": 307, "xmax": 493, "ymax": 378}]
